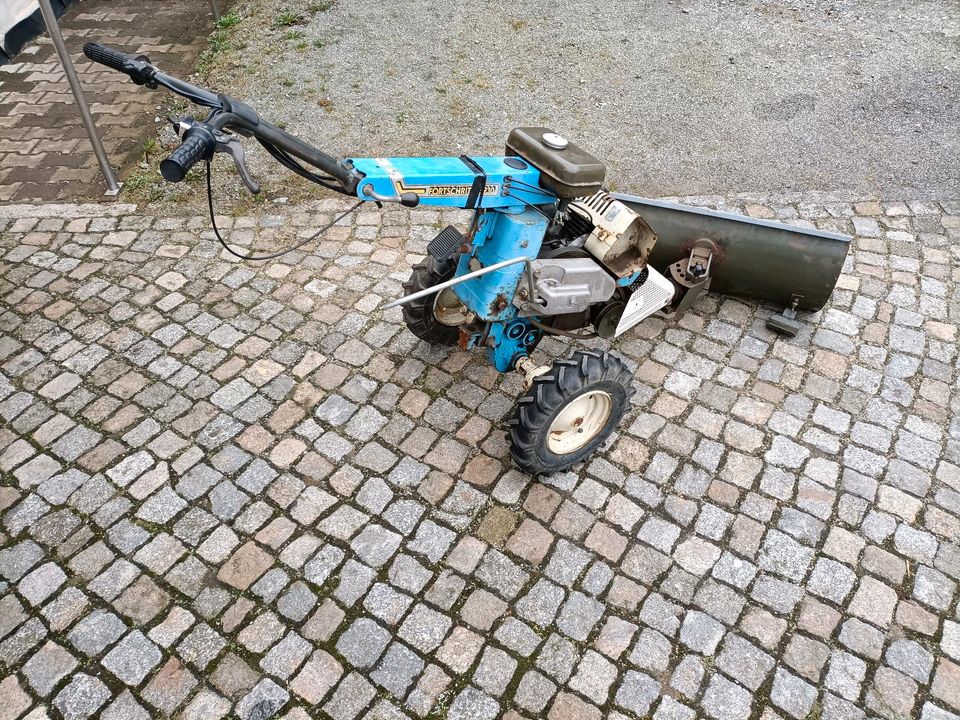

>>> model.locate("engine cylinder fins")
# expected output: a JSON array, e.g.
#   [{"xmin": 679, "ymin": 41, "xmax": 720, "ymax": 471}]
[
  {"xmin": 572, "ymin": 189, "xmax": 617, "ymax": 215},
  {"xmin": 566, "ymin": 192, "xmax": 659, "ymax": 278},
  {"xmin": 557, "ymin": 210, "xmax": 594, "ymax": 242}
]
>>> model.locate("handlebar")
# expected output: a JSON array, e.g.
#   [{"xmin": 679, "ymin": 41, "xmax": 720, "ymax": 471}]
[
  {"xmin": 82, "ymin": 42, "xmax": 360, "ymax": 193},
  {"xmin": 83, "ymin": 42, "xmax": 221, "ymax": 106}
]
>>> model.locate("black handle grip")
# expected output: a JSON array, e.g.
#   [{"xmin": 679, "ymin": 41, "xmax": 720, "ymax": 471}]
[
  {"xmin": 84, "ymin": 42, "xmax": 159, "ymax": 88},
  {"xmin": 83, "ymin": 43, "xmax": 131, "ymax": 72},
  {"xmin": 160, "ymin": 130, "xmax": 216, "ymax": 182}
]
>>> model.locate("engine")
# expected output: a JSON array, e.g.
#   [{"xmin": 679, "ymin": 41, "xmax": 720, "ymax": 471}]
[
  {"xmin": 520, "ymin": 257, "xmax": 616, "ymax": 317},
  {"xmin": 567, "ymin": 191, "xmax": 659, "ymax": 277},
  {"xmin": 516, "ymin": 191, "xmax": 673, "ymax": 337}
]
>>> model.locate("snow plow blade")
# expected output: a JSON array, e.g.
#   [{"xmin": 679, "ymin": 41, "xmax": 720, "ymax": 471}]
[{"xmin": 612, "ymin": 195, "xmax": 851, "ymax": 313}]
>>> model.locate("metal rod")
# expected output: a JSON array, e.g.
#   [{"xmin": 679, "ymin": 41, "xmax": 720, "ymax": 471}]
[
  {"xmin": 37, "ymin": 0, "xmax": 120, "ymax": 195},
  {"xmin": 384, "ymin": 256, "xmax": 538, "ymax": 310},
  {"xmin": 209, "ymin": 0, "xmax": 221, "ymax": 21}
]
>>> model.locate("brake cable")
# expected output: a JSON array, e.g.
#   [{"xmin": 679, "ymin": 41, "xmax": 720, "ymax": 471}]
[
  {"xmin": 256, "ymin": 139, "xmax": 347, "ymax": 194},
  {"xmin": 501, "ymin": 178, "xmax": 555, "ymax": 220},
  {"xmin": 205, "ymin": 159, "xmax": 363, "ymax": 261}
]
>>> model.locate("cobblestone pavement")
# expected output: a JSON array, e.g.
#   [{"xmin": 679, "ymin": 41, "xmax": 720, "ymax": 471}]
[
  {"xmin": 0, "ymin": 194, "xmax": 958, "ymax": 720},
  {"xmin": 0, "ymin": 0, "xmax": 216, "ymax": 203}
]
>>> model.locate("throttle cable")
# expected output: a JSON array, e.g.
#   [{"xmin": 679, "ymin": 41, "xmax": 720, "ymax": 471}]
[{"xmin": 205, "ymin": 159, "xmax": 363, "ymax": 261}]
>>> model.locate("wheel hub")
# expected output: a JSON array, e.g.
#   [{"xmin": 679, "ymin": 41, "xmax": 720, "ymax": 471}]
[
  {"xmin": 433, "ymin": 287, "xmax": 472, "ymax": 326},
  {"xmin": 547, "ymin": 390, "xmax": 613, "ymax": 454}
]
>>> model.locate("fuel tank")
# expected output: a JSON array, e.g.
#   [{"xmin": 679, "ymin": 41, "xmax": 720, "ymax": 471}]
[{"xmin": 612, "ymin": 195, "xmax": 851, "ymax": 312}]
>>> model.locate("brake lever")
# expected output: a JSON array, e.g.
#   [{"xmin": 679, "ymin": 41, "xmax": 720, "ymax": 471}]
[
  {"xmin": 214, "ymin": 132, "xmax": 260, "ymax": 194},
  {"xmin": 166, "ymin": 117, "xmax": 259, "ymax": 194}
]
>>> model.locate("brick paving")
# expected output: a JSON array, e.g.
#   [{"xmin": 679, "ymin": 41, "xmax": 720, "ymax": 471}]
[
  {"xmin": 0, "ymin": 194, "xmax": 958, "ymax": 720},
  {"xmin": 0, "ymin": 0, "xmax": 216, "ymax": 203}
]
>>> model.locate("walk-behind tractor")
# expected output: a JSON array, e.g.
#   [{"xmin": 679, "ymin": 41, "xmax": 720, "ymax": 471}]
[{"xmin": 84, "ymin": 44, "xmax": 850, "ymax": 475}]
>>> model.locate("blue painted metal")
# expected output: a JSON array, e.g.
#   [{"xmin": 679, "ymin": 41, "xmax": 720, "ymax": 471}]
[
  {"xmin": 348, "ymin": 156, "xmax": 554, "ymax": 209},
  {"xmin": 486, "ymin": 318, "xmax": 540, "ymax": 372},
  {"xmin": 452, "ymin": 208, "xmax": 549, "ymax": 322},
  {"xmin": 349, "ymin": 156, "xmax": 558, "ymax": 375},
  {"xmin": 617, "ymin": 269, "xmax": 644, "ymax": 287}
]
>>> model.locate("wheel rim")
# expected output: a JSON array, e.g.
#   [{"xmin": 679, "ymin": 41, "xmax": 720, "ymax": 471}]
[
  {"xmin": 547, "ymin": 390, "xmax": 613, "ymax": 454},
  {"xmin": 433, "ymin": 287, "xmax": 470, "ymax": 326}
]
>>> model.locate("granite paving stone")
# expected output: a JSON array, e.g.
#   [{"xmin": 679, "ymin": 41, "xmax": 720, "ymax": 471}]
[
  {"xmin": 101, "ymin": 631, "xmax": 162, "ymax": 686},
  {"xmin": 0, "ymin": 194, "xmax": 956, "ymax": 719},
  {"xmin": 336, "ymin": 618, "xmax": 391, "ymax": 668},
  {"xmin": 53, "ymin": 673, "xmax": 112, "ymax": 720},
  {"xmin": 22, "ymin": 640, "xmax": 77, "ymax": 695}
]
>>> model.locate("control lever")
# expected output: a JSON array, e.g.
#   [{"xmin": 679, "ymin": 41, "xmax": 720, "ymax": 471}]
[
  {"xmin": 215, "ymin": 135, "xmax": 260, "ymax": 194},
  {"xmin": 361, "ymin": 183, "xmax": 420, "ymax": 207}
]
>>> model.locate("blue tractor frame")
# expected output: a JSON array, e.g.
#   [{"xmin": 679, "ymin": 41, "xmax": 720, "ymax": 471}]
[
  {"xmin": 349, "ymin": 156, "xmax": 643, "ymax": 373},
  {"xmin": 351, "ymin": 156, "xmax": 553, "ymax": 373}
]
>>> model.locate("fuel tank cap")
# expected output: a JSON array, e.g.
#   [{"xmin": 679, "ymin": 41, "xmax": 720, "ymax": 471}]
[{"xmin": 541, "ymin": 132, "xmax": 569, "ymax": 150}]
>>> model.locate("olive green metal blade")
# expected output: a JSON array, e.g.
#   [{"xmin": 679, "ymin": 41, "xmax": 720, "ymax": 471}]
[{"xmin": 612, "ymin": 195, "xmax": 851, "ymax": 312}]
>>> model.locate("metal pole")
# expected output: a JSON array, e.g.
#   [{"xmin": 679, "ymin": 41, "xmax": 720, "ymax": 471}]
[
  {"xmin": 209, "ymin": 0, "xmax": 221, "ymax": 21},
  {"xmin": 382, "ymin": 256, "xmax": 538, "ymax": 310},
  {"xmin": 37, "ymin": 0, "xmax": 121, "ymax": 195}
]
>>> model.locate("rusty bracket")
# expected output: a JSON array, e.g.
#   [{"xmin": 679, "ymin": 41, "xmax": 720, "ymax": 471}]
[
  {"xmin": 661, "ymin": 239, "xmax": 719, "ymax": 318},
  {"xmin": 686, "ymin": 241, "xmax": 714, "ymax": 279}
]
